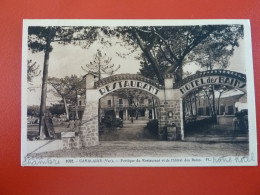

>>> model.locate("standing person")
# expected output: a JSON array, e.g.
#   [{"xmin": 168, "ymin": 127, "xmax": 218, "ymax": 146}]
[
  {"xmin": 44, "ymin": 111, "xmax": 57, "ymax": 139},
  {"xmin": 69, "ymin": 118, "xmax": 75, "ymax": 131},
  {"xmin": 75, "ymin": 119, "xmax": 81, "ymax": 135}
]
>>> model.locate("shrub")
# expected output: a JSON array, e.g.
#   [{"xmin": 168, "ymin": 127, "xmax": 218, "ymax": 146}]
[
  {"xmin": 184, "ymin": 117, "xmax": 216, "ymax": 133},
  {"xmin": 147, "ymin": 119, "xmax": 159, "ymax": 135}
]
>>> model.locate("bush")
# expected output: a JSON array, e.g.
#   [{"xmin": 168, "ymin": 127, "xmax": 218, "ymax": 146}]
[
  {"xmin": 184, "ymin": 117, "xmax": 216, "ymax": 133},
  {"xmin": 147, "ymin": 119, "xmax": 159, "ymax": 135},
  {"xmin": 27, "ymin": 105, "xmax": 40, "ymax": 117}
]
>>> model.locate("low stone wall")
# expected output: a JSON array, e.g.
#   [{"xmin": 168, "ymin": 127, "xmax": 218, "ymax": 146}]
[
  {"xmin": 167, "ymin": 126, "xmax": 177, "ymax": 141},
  {"xmin": 217, "ymin": 116, "xmax": 235, "ymax": 126},
  {"xmin": 62, "ymin": 131, "xmax": 99, "ymax": 149},
  {"xmin": 61, "ymin": 132, "xmax": 82, "ymax": 149}
]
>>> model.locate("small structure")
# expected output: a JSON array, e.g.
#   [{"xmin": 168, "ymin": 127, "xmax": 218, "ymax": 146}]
[{"xmin": 61, "ymin": 132, "xmax": 82, "ymax": 149}]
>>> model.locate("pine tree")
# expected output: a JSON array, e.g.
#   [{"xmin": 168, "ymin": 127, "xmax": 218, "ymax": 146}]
[
  {"xmin": 28, "ymin": 26, "xmax": 98, "ymax": 139},
  {"xmin": 82, "ymin": 49, "xmax": 120, "ymax": 80}
]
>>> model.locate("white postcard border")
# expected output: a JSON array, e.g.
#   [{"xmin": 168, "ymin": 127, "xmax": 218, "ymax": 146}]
[{"xmin": 21, "ymin": 19, "xmax": 257, "ymax": 167}]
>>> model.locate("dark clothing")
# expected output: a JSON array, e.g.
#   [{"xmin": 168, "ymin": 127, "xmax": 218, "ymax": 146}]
[
  {"xmin": 44, "ymin": 115, "xmax": 57, "ymax": 138},
  {"xmin": 75, "ymin": 120, "xmax": 81, "ymax": 133},
  {"xmin": 68, "ymin": 120, "xmax": 75, "ymax": 131}
]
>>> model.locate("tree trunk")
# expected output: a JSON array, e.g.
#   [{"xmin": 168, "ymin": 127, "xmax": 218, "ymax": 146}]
[
  {"xmin": 134, "ymin": 31, "xmax": 164, "ymax": 85},
  {"xmin": 183, "ymin": 100, "xmax": 186, "ymax": 125},
  {"xmin": 113, "ymin": 94, "xmax": 116, "ymax": 117},
  {"xmin": 152, "ymin": 97, "xmax": 156, "ymax": 119},
  {"xmin": 98, "ymin": 77, "xmax": 101, "ymax": 123},
  {"xmin": 98, "ymin": 61, "xmax": 101, "ymax": 80},
  {"xmin": 175, "ymin": 60, "xmax": 184, "ymax": 82},
  {"xmin": 189, "ymin": 94, "xmax": 193, "ymax": 115},
  {"xmin": 127, "ymin": 97, "xmax": 133, "ymax": 123},
  {"xmin": 75, "ymin": 90, "xmax": 79, "ymax": 120},
  {"xmin": 205, "ymin": 92, "xmax": 213, "ymax": 117},
  {"xmin": 143, "ymin": 49, "xmax": 164, "ymax": 85},
  {"xmin": 217, "ymin": 92, "xmax": 222, "ymax": 115},
  {"xmin": 63, "ymin": 97, "xmax": 69, "ymax": 120},
  {"xmin": 184, "ymin": 97, "xmax": 189, "ymax": 115},
  {"xmin": 211, "ymin": 86, "xmax": 217, "ymax": 123},
  {"xmin": 194, "ymin": 93, "xmax": 197, "ymax": 116},
  {"xmin": 38, "ymin": 28, "xmax": 52, "ymax": 139},
  {"xmin": 98, "ymin": 99, "xmax": 101, "ymax": 123}
]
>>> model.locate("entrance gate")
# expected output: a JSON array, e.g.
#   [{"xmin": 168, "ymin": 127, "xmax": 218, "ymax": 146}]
[{"xmin": 63, "ymin": 70, "xmax": 247, "ymax": 149}]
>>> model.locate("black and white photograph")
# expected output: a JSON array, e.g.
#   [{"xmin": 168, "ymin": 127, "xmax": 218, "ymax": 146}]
[{"xmin": 21, "ymin": 20, "xmax": 257, "ymax": 166}]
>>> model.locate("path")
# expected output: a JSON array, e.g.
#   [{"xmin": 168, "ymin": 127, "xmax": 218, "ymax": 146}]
[{"xmin": 100, "ymin": 120, "xmax": 157, "ymax": 141}]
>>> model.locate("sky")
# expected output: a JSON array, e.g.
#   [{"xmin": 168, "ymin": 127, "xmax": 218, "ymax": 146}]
[
  {"xmin": 26, "ymin": 37, "xmax": 247, "ymax": 106},
  {"xmin": 27, "ymin": 39, "xmax": 142, "ymax": 105}
]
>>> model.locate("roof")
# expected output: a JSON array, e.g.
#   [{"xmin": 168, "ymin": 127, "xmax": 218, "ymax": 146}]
[{"xmin": 82, "ymin": 71, "xmax": 99, "ymax": 79}]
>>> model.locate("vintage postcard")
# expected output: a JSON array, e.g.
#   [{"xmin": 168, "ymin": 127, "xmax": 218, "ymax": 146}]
[{"xmin": 21, "ymin": 19, "xmax": 257, "ymax": 166}]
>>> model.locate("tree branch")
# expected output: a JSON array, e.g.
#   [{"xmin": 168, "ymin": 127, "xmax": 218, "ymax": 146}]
[{"xmin": 153, "ymin": 31, "xmax": 179, "ymax": 62}]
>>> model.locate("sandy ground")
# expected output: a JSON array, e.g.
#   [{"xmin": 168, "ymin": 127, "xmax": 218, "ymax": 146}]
[
  {"xmin": 27, "ymin": 120, "xmax": 249, "ymax": 158},
  {"xmin": 28, "ymin": 140, "xmax": 249, "ymax": 158}
]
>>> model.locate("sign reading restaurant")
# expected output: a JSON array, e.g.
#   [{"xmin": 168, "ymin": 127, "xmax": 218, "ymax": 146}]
[
  {"xmin": 179, "ymin": 76, "xmax": 247, "ymax": 95},
  {"xmin": 98, "ymin": 80, "xmax": 160, "ymax": 96}
]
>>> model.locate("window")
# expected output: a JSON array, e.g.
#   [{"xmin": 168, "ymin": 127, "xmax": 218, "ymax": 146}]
[
  {"xmin": 140, "ymin": 98, "xmax": 144, "ymax": 105},
  {"xmin": 148, "ymin": 99, "xmax": 152, "ymax": 105},
  {"xmin": 79, "ymin": 100, "xmax": 81, "ymax": 106},
  {"xmin": 206, "ymin": 107, "xmax": 210, "ymax": 116},
  {"xmin": 228, "ymin": 105, "xmax": 234, "ymax": 115},
  {"xmin": 198, "ymin": 108, "xmax": 204, "ymax": 116},
  {"xmin": 149, "ymin": 110, "xmax": 152, "ymax": 119},
  {"xmin": 220, "ymin": 105, "xmax": 225, "ymax": 115},
  {"xmin": 107, "ymin": 100, "xmax": 112, "ymax": 107},
  {"xmin": 139, "ymin": 109, "xmax": 145, "ymax": 116},
  {"xmin": 118, "ymin": 98, "xmax": 123, "ymax": 106}
]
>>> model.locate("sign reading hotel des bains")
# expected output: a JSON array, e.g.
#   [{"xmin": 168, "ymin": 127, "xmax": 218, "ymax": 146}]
[{"xmin": 177, "ymin": 70, "xmax": 247, "ymax": 95}]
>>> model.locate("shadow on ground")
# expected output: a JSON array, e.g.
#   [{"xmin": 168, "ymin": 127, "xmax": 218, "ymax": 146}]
[{"xmin": 184, "ymin": 123, "xmax": 248, "ymax": 143}]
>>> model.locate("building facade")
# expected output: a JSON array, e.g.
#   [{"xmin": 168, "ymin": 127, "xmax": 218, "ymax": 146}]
[
  {"xmin": 184, "ymin": 90, "xmax": 247, "ymax": 117},
  {"xmin": 77, "ymin": 94, "xmax": 159, "ymax": 122}
]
